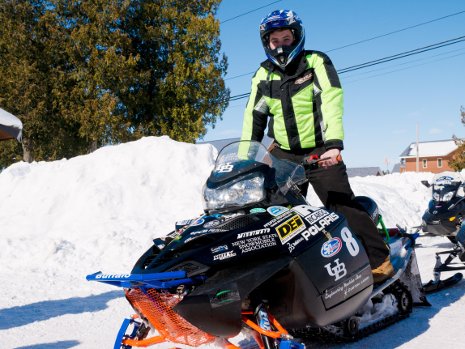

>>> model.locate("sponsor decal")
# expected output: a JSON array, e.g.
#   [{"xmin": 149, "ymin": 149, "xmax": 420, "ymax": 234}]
[
  {"xmin": 292, "ymin": 205, "xmax": 322, "ymax": 216},
  {"xmin": 267, "ymin": 206, "xmax": 290, "ymax": 217},
  {"xmin": 232, "ymin": 235, "xmax": 277, "ymax": 253},
  {"xmin": 321, "ymin": 237, "xmax": 342, "ymax": 258},
  {"xmin": 190, "ymin": 218, "xmax": 205, "ymax": 226},
  {"xmin": 250, "ymin": 207, "xmax": 267, "ymax": 214},
  {"xmin": 176, "ymin": 219, "xmax": 192, "ymax": 227},
  {"xmin": 189, "ymin": 229, "xmax": 209, "ymax": 236},
  {"xmin": 211, "ymin": 245, "xmax": 228, "ymax": 254},
  {"xmin": 237, "ymin": 228, "xmax": 270, "ymax": 239},
  {"xmin": 304, "ymin": 209, "xmax": 330, "ymax": 224},
  {"xmin": 323, "ymin": 267, "xmax": 371, "ymax": 304},
  {"xmin": 213, "ymin": 251, "xmax": 237, "ymax": 261},
  {"xmin": 95, "ymin": 273, "xmax": 130, "ymax": 279},
  {"xmin": 324, "ymin": 258, "xmax": 347, "ymax": 281},
  {"xmin": 287, "ymin": 236, "xmax": 305, "ymax": 253},
  {"xmin": 207, "ymin": 228, "xmax": 228, "ymax": 233},
  {"xmin": 301, "ymin": 213, "xmax": 340, "ymax": 240},
  {"xmin": 215, "ymin": 163, "xmax": 234, "ymax": 173},
  {"xmin": 295, "ymin": 73, "xmax": 313, "ymax": 85},
  {"xmin": 435, "ymin": 175, "xmax": 454, "ymax": 185},
  {"xmin": 276, "ymin": 215, "xmax": 306, "ymax": 244},
  {"xmin": 204, "ymin": 220, "xmax": 221, "ymax": 228},
  {"xmin": 264, "ymin": 210, "xmax": 294, "ymax": 228}
]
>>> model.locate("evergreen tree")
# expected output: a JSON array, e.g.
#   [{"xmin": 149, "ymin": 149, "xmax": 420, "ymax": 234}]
[
  {"xmin": 0, "ymin": 0, "xmax": 65, "ymax": 163},
  {"xmin": 119, "ymin": 0, "xmax": 229, "ymax": 142},
  {"xmin": 0, "ymin": 0, "xmax": 228, "ymax": 166},
  {"xmin": 449, "ymin": 106, "xmax": 465, "ymax": 171}
]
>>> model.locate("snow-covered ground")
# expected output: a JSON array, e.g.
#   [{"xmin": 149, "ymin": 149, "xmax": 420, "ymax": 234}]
[{"xmin": 1, "ymin": 136, "xmax": 464, "ymax": 349}]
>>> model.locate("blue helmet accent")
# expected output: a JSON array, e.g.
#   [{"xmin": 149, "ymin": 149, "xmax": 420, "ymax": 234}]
[{"xmin": 259, "ymin": 10, "xmax": 305, "ymax": 69}]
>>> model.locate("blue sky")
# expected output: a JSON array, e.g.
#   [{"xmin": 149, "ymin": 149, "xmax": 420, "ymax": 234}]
[{"xmin": 202, "ymin": 0, "xmax": 465, "ymax": 170}]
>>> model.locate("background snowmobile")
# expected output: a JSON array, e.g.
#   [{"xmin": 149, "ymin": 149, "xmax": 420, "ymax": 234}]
[
  {"xmin": 88, "ymin": 140, "xmax": 427, "ymax": 349},
  {"xmin": 421, "ymin": 171, "xmax": 465, "ymax": 292}
]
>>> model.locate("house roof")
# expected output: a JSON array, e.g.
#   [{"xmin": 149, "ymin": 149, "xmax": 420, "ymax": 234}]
[
  {"xmin": 391, "ymin": 163, "xmax": 401, "ymax": 173},
  {"xmin": 399, "ymin": 139, "xmax": 458, "ymax": 158},
  {"xmin": 347, "ymin": 167, "xmax": 383, "ymax": 177}
]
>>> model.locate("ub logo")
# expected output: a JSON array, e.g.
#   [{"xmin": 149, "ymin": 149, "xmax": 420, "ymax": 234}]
[
  {"xmin": 324, "ymin": 258, "xmax": 347, "ymax": 281},
  {"xmin": 216, "ymin": 163, "xmax": 234, "ymax": 173}
]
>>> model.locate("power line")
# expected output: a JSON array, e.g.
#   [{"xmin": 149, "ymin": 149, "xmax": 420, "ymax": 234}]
[
  {"xmin": 343, "ymin": 46, "xmax": 465, "ymax": 80},
  {"xmin": 327, "ymin": 9, "xmax": 465, "ymax": 52},
  {"xmin": 338, "ymin": 35, "xmax": 465, "ymax": 73},
  {"xmin": 224, "ymin": 9, "xmax": 465, "ymax": 81},
  {"xmin": 226, "ymin": 48, "xmax": 465, "ymax": 105},
  {"xmin": 227, "ymin": 34, "xmax": 465, "ymax": 101},
  {"xmin": 343, "ymin": 51, "xmax": 465, "ymax": 85},
  {"xmin": 221, "ymin": 0, "xmax": 282, "ymax": 24}
]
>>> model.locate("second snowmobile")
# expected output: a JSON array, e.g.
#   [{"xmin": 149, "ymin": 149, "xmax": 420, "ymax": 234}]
[
  {"xmin": 421, "ymin": 171, "xmax": 465, "ymax": 292},
  {"xmin": 87, "ymin": 140, "xmax": 427, "ymax": 349}
]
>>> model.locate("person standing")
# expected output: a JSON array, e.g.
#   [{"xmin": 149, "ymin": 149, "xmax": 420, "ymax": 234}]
[{"xmin": 241, "ymin": 9, "xmax": 393, "ymax": 283}]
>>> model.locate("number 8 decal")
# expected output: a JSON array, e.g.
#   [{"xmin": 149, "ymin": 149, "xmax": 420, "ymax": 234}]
[{"xmin": 341, "ymin": 227, "xmax": 360, "ymax": 256}]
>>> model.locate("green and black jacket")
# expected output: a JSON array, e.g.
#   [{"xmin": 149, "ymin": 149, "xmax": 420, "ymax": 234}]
[{"xmin": 241, "ymin": 50, "xmax": 344, "ymax": 151}]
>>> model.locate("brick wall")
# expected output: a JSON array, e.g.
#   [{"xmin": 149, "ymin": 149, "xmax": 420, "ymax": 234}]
[{"xmin": 400, "ymin": 154, "xmax": 455, "ymax": 173}]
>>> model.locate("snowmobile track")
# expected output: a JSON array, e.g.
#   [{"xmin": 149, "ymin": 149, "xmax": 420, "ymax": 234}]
[{"xmin": 290, "ymin": 281, "xmax": 412, "ymax": 344}]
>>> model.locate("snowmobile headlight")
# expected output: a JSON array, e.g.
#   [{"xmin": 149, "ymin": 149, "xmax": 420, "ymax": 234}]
[
  {"xmin": 442, "ymin": 191, "xmax": 454, "ymax": 202},
  {"xmin": 433, "ymin": 190, "xmax": 454, "ymax": 202},
  {"xmin": 203, "ymin": 174, "xmax": 265, "ymax": 211}
]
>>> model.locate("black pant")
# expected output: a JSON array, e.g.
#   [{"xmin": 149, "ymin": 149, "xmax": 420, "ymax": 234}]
[{"xmin": 271, "ymin": 145, "xmax": 389, "ymax": 268}]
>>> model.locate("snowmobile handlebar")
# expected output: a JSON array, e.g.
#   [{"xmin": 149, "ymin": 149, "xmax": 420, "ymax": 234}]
[{"xmin": 302, "ymin": 154, "xmax": 342, "ymax": 170}]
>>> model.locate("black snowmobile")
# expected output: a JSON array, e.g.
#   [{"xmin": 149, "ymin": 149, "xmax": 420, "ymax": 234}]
[
  {"xmin": 421, "ymin": 172, "xmax": 465, "ymax": 293},
  {"xmin": 87, "ymin": 140, "xmax": 427, "ymax": 349}
]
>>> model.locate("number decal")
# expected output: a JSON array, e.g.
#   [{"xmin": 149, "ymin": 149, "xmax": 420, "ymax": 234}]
[{"xmin": 341, "ymin": 227, "xmax": 360, "ymax": 256}]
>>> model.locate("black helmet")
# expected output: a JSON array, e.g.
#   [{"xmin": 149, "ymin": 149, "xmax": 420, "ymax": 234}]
[{"xmin": 259, "ymin": 9, "xmax": 305, "ymax": 69}]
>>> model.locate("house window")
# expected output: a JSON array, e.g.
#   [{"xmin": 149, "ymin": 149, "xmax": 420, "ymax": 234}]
[
  {"xmin": 437, "ymin": 158, "xmax": 443, "ymax": 168},
  {"xmin": 422, "ymin": 159, "xmax": 427, "ymax": 168}
]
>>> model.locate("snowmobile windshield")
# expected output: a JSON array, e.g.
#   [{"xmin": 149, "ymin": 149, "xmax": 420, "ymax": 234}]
[
  {"xmin": 431, "ymin": 173, "xmax": 463, "ymax": 203},
  {"xmin": 203, "ymin": 140, "xmax": 306, "ymax": 211},
  {"xmin": 432, "ymin": 182, "xmax": 460, "ymax": 203}
]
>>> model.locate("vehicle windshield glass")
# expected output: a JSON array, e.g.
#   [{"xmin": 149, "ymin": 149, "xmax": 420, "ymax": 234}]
[
  {"xmin": 432, "ymin": 182, "xmax": 460, "ymax": 201},
  {"xmin": 431, "ymin": 173, "xmax": 462, "ymax": 202},
  {"xmin": 214, "ymin": 140, "xmax": 306, "ymax": 191}
]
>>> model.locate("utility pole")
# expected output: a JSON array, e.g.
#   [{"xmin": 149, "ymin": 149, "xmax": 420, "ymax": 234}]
[{"xmin": 416, "ymin": 124, "xmax": 419, "ymax": 172}]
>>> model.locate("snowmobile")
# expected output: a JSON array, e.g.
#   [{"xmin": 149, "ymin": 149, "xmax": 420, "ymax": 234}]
[
  {"xmin": 87, "ymin": 140, "xmax": 427, "ymax": 349},
  {"xmin": 421, "ymin": 171, "xmax": 465, "ymax": 293}
]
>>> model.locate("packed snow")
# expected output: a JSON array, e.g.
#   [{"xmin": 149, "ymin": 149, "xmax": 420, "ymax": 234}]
[{"xmin": 1, "ymin": 136, "xmax": 464, "ymax": 349}]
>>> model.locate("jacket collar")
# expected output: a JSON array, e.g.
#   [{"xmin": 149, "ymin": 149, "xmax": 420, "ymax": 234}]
[{"xmin": 260, "ymin": 50, "xmax": 311, "ymax": 78}]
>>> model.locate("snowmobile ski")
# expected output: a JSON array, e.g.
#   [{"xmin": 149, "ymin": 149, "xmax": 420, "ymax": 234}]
[{"xmin": 423, "ymin": 272, "xmax": 463, "ymax": 294}]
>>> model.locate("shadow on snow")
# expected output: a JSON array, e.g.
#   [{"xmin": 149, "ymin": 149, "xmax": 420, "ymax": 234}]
[
  {"xmin": 0, "ymin": 290, "xmax": 121, "ymax": 330},
  {"xmin": 14, "ymin": 340, "xmax": 80, "ymax": 349}
]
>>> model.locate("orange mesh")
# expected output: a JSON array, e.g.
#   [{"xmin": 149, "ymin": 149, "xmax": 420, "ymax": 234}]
[{"xmin": 125, "ymin": 288, "xmax": 216, "ymax": 347}]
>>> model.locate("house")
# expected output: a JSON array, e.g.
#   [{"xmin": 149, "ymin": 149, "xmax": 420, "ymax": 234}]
[
  {"xmin": 391, "ymin": 163, "xmax": 401, "ymax": 173},
  {"xmin": 399, "ymin": 139, "xmax": 459, "ymax": 173}
]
